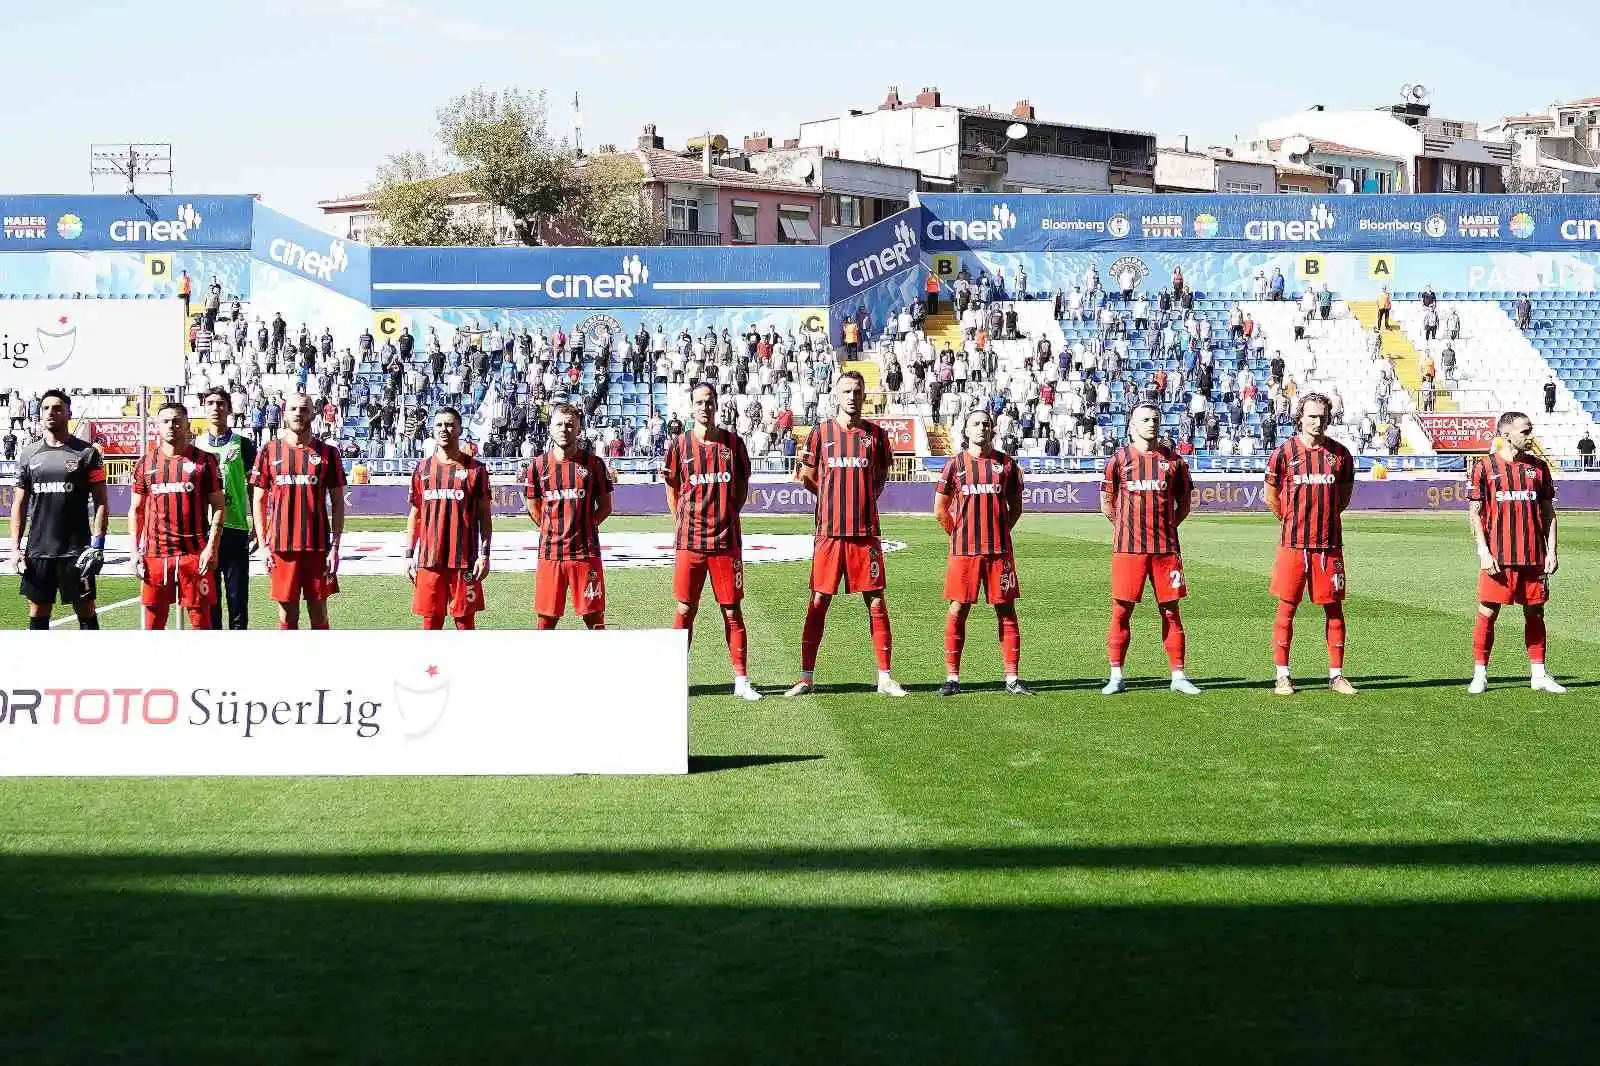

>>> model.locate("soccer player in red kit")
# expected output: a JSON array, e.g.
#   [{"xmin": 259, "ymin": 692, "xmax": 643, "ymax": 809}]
[
  {"xmin": 407, "ymin": 407, "xmax": 493, "ymax": 630},
  {"xmin": 934, "ymin": 408, "xmax": 1032, "ymax": 696},
  {"xmin": 1263, "ymin": 392, "xmax": 1359, "ymax": 695},
  {"xmin": 129, "ymin": 402, "xmax": 226, "ymax": 630},
  {"xmin": 1467, "ymin": 411, "xmax": 1564, "ymax": 694},
  {"xmin": 787, "ymin": 370, "xmax": 906, "ymax": 697},
  {"xmin": 526, "ymin": 403, "xmax": 612, "ymax": 630},
  {"xmin": 251, "ymin": 393, "xmax": 346, "ymax": 630},
  {"xmin": 664, "ymin": 382, "xmax": 761, "ymax": 700},
  {"xmin": 1101, "ymin": 403, "xmax": 1200, "ymax": 695}
]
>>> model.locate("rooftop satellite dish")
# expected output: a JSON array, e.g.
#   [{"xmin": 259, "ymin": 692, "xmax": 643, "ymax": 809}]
[
  {"xmin": 1005, "ymin": 122, "xmax": 1029, "ymax": 141},
  {"xmin": 1412, "ymin": 85, "xmax": 1430, "ymax": 103},
  {"xmin": 1284, "ymin": 135, "xmax": 1312, "ymax": 158},
  {"xmin": 793, "ymin": 158, "xmax": 815, "ymax": 180},
  {"xmin": 1401, "ymin": 84, "xmax": 1414, "ymax": 101}
]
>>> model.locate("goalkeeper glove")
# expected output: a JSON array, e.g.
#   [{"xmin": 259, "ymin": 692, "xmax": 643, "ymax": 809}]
[{"xmin": 76, "ymin": 536, "xmax": 106, "ymax": 581}]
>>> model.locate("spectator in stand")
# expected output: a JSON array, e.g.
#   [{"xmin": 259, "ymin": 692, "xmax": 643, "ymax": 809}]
[
  {"xmin": 1118, "ymin": 263, "xmax": 1137, "ymax": 302},
  {"xmin": 1419, "ymin": 284, "xmax": 1436, "ymax": 310},
  {"xmin": 1421, "ymin": 376, "xmax": 1436, "ymax": 413},
  {"xmin": 204, "ymin": 276, "xmax": 223, "ymax": 332},
  {"xmin": 1357, "ymin": 414, "xmax": 1375, "ymax": 452},
  {"xmin": 1516, "ymin": 293, "xmax": 1533, "ymax": 330},
  {"xmin": 1330, "ymin": 387, "xmax": 1345, "ymax": 425},
  {"xmin": 1270, "ymin": 267, "xmax": 1286, "ymax": 301},
  {"xmin": 925, "ymin": 271, "xmax": 941, "ymax": 315},
  {"xmin": 1376, "ymin": 286, "xmax": 1393, "ymax": 331},
  {"xmin": 1445, "ymin": 306, "xmax": 1461, "ymax": 341},
  {"xmin": 1367, "ymin": 326, "xmax": 1385, "ymax": 362},
  {"xmin": 1422, "ymin": 304, "xmax": 1440, "ymax": 341},
  {"xmin": 1317, "ymin": 287, "xmax": 1333, "ymax": 321},
  {"xmin": 1544, "ymin": 377, "xmax": 1558, "ymax": 414},
  {"xmin": 1440, "ymin": 341, "xmax": 1457, "ymax": 381},
  {"xmin": 1171, "ymin": 266, "xmax": 1185, "ymax": 300},
  {"xmin": 1578, "ymin": 431, "xmax": 1596, "ymax": 470},
  {"xmin": 1384, "ymin": 421, "xmax": 1401, "ymax": 456}
]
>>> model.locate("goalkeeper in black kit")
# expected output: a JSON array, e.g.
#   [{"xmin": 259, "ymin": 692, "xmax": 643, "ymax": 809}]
[{"xmin": 8, "ymin": 390, "xmax": 109, "ymax": 629}]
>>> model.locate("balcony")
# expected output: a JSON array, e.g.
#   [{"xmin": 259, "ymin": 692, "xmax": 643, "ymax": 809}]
[
  {"xmin": 961, "ymin": 129, "xmax": 1153, "ymax": 171},
  {"xmin": 665, "ymin": 228, "xmax": 722, "ymax": 247}
]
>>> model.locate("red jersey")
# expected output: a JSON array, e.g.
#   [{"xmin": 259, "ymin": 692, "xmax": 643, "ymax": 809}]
[
  {"xmin": 663, "ymin": 427, "xmax": 750, "ymax": 553},
  {"xmin": 800, "ymin": 419, "xmax": 893, "ymax": 538},
  {"xmin": 1101, "ymin": 444, "xmax": 1192, "ymax": 554},
  {"xmin": 1468, "ymin": 452, "xmax": 1555, "ymax": 568},
  {"xmin": 134, "ymin": 445, "xmax": 221, "ymax": 557},
  {"xmin": 250, "ymin": 437, "xmax": 346, "ymax": 554},
  {"xmin": 936, "ymin": 450, "xmax": 1023, "ymax": 556},
  {"xmin": 1264, "ymin": 435, "xmax": 1355, "ymax": 549},
  {"xmin": 409, "ymin": 453, "xmax": 491, "ymax": 570},
  {"xmin": 526, "ymin": 448, "xmax": 612, "ymax": 561}
]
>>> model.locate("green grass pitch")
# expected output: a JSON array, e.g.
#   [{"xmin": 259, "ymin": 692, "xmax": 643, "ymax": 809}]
[{"xmin": 3, "ymin": 512, "xmax": 1599, "ymax": 1064}]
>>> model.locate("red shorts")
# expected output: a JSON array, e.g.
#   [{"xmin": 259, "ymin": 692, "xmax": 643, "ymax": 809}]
[
  {"xmin": 536, "ymin": 557, "xmax": 606, "ymax": 619},
  {"xmin": 1110, "ymin": 552, "xmax": 1187, "ymax": 604},
  {"xmin": 944, "ymin": 553, "xmax": 1021, "ymax": 605},
  {"xmin": 413, "ymin": 566, "xmax": 484, "ymax": 619},
  {"xmin": 1478, "ymin": 565, "xmax": 1549, "ymax": 606},
  {"xmin": 674, "ymin": 549, "xmax": 744, "ymax": 606},
  {"xmin": 1270, "ymin": 547, "xmax": 1347, "ymax": 605},
  {"xmin": 270, "ymin": 551, "xmax": 339, "ymax": 604},
  {"xmin": 811, "ymin": 536, "xmax": 886, "ymax": 595},
  {"xmin": 140, "ymin": 553, "xmax": 217, "ymax": 610}
]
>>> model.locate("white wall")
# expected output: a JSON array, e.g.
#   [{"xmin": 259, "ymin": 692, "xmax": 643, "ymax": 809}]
[
  {"xmin": 1003, "ymin": 151, "xmax": 1110, "ymax": 191},
  {"xmin": 799, "ymin": 108, "xmax": 961, "ymax": 181},
  {"xmin": 1257, "ymin": 110, "xmax": 1421, "ymax": 169}
]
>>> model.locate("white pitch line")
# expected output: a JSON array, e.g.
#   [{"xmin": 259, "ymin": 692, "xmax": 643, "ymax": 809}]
[{"xmin": 49, "ymin": 596, "xmax": 141, "ymax": 629}]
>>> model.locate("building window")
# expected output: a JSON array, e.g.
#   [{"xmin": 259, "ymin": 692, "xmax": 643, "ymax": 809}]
[
  {"xmin": 1440, "ymin": 161, "xmax": 1459, "ymax": 192},
  {"xmin": 777, "ymin": 206, "xmax": 817, "ymax": 243},
  {"xmin": 1441, "ymin": 121, "xmax": 1464, "ymax": 139},
  {"xmin": 828, "ymin": 195, "xmax": 863, "ymax": 229},
  {"xmin": 1350, "ymin": 168, "xmax": 1368, "ymax": 191},
  {"xmin": 668, "ymin": 197, "xmax": 700, "ymax": 232},
  {"xmin": 1376, "ymin": 171, "xmax": 1392, "ymax": 194},
  {"xmin": 1466, "ymin": 165, "xmax": 1482, "ymax": 193},
  {"xmin": 1224, "ymin": 181, "xmax": 1262, "ymax": 193},
  {"xmin": 731, "ymin": 202, "xmax": 758, "ymax": 243},
  {"xmin": 1279, "ymin": 183, "xmax": 1312, "ymax": 194}
]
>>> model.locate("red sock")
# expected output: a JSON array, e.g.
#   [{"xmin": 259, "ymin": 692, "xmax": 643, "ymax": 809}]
[
  {"xmin": 536, "ymin": 615, "xmax": 559, "ymax": 631},
  {"xmin": 1324, "ymin": 604, "xmax": 1346, "ymax": 671},
  {"xmin": 585, "ymin": 615, "xmax": 606, "ymax": 630},
  {"xmin": 672, "ymin": 609, "xmax": 693, "ymax": 648},
  {"xmin": 1107, "ymin": 600, "xmax": 1134, "ymax": 667},
  {"xmin": 279, "ymin": 618, "xmax": 299, "ymax": 631},
  {"xmin": 868, "ymin": 598, "xmax": 892, "ymax": 672},
  {"xmin": 1472, "ymin": 612, "xmax": 1495, "ymax": 666},
  {"xmin": 724, "ymin": 610, "xmax": 748, "ymax": 675},
  {"xmin": 453, "ymin": 615, "xmax": 476, "ymax": 631},
  {"xmin": 800, "ymin": 599, "xmax": 829, "ymax": 672},
  {"xmin": 944, "ymin": 611, "xmax": 968, "ymax": 675},
  {"xmin": 1159, "ymin": 604, "xmax": 1186, "ymax": 669},
  {"xmin": 1524, "ymin": 610, "xmax": 1546, "ymax": 665},
  {"xmin": 423, "ymin": 612, "xmax": 447, "ymax": 631},
  {"xmin": 185, "ymin": 608, "xmax": 211, "ymax": 630},
  {"xmin": 1273, "ymin": 599, "xmax": 1296, "ymax": 668},
  {"xmin": 998, "ymin": 610, "xmax": 1021, "ymax": 676},
  {"xmin": 310, "ymin": 619, "xmax": 330, "ymax": 631},
  {"xmin": 144, "ymin": 603, "xmax": 170, "ymax": 631}
]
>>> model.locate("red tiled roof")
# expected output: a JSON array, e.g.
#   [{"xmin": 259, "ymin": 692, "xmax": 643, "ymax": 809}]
[
  {"xmin": 1263, "ymin": 137, "xmax": 1402, "ymax": 162},
  {"xmin": 637, "ymin": 148, "xmax": 819, "ymax": 195},
  {"xmin": 1558, "ymin": 97, "xmax": 1600, "ymax": 107}
]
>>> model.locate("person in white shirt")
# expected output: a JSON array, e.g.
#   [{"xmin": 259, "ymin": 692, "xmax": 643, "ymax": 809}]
[
  {"xmin": 1238, "ymin": 432, "xmax": 1259, "ymax": 457},
  {"xmin": 1068, "ymin": 287, "xmax": 1084, "ymax": 321},
  {"xmin": 953, "ymin": 354, "xmax": 970, "ymax": 386},
  {"xmin": 651, "ymin": 326, "xmax": 667, "ymax": 355},
  {"xmin": 1118, "ymin": 265, "xmax": 1137, "ymax": 300},
  {"xmin": 1132, "ymin": 294, "xmax": 1150, "ymax": 330},
  {"xmin": 897, "ymin": 308, "xmax": 913, "ymax": 338},
  {"xmin": 1189, "ymin": 390, "xmax": 1209, "ymax": 418},
  {"xmin": 1095, "ymin": 379, "xmax": 1111, "ymax": 412},
  {"xmin": 1253, "ymin": 270, "xmax": 1268, "ymax": 300},
  {"xmin": 1217, "ymin": 433, "xmax": 1236, "ymax": 457}
]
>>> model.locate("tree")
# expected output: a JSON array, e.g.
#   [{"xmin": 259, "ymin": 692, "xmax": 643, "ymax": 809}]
[
  {"xmin": 573, "ymin": 154, "xmax": 667, "ymax": 247},
  {"xmin": 436, "ymin": 87, "xmax": 581, "ymax": 246},
  {"xmin": 366, "ymin": 151, "xmax": 490, "ymax": 246}
]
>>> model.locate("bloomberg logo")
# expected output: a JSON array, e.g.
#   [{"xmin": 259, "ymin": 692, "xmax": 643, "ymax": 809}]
[
  {"xmin": 927, "ymin": 203, "xmax": 1017, "ymax": 243},
  {"xmin": 110, "ymin": 202, "xmax": 204, "ymax": 244},
  {"xmin": 1560, "ymin": 219, "xmax": 1600, "ymax": 241},
  {"xmin": 270, "ymin": 237, "xmax": 350, "ymax": 282},
  {"xmin": 1244, "ymin": 203, "xmax": 1335, "ymax": 242},
  {"xmin": 844, "ymin": 219, "xmax": 917, "ymax": 289}
]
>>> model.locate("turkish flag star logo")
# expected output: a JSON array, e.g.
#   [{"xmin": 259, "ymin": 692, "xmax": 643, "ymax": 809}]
[{"xmin": 426, "ymin": 665, "xmax": 440, "ymax": 678}]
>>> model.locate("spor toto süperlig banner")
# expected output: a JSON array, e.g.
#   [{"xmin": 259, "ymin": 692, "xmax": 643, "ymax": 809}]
[
  {"xmin": 0, "ymin": 299, "xmax": 185, "ymax": 390},
  {"xmin": 916, "ymin": 193, "xmax": 1600, "ymax": 253},
  {"xmin": 0, "ymin": 631, "xmax": 688, "ymax": 776}
]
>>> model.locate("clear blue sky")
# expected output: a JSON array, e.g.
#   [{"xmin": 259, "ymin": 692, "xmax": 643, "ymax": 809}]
[{"xmin": 3, "ymin": 0, "xmax": 1594, "ymax": 232}]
